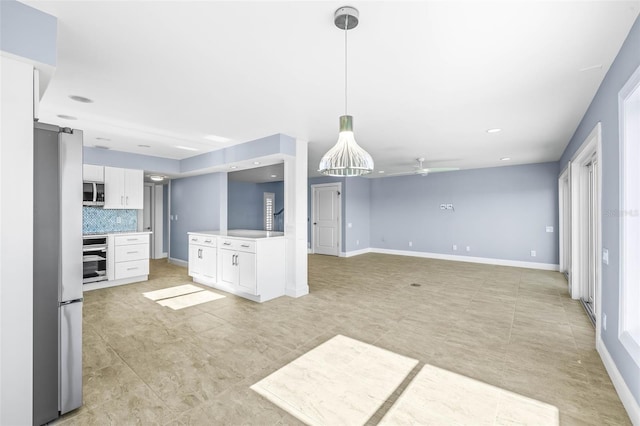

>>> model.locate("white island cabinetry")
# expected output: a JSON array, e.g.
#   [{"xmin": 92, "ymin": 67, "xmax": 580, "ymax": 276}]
[
  {"xmin": 188, "ymin": 230, "xmax": 285, "ymax": 302},
  {"xmin": 188, "ymin": 234, "xmax": 217, "ymax": 285}
]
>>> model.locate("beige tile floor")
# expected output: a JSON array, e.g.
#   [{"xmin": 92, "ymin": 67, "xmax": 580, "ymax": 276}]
[{"xmin": 55, "ymin": 254, "xmax": 630, "ymax": 425}]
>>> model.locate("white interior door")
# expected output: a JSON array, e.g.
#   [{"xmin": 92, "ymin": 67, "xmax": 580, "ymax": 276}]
[{"xmin": 312, "ymin": 183, "xmax": 340, "ymax": 256}]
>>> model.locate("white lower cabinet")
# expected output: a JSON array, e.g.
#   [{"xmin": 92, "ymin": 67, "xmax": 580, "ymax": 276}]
[
  {"xmin": 188, "ymin": 235, "xmax": 217, "ymax": 284},
  {"xmin": 84, "ymin": 232, "xmax": 151, "ymax": 291},
  {"xmin": 113, "ymin": 233, "xmax": 149, "ymax": 280},
  {"xmin": 219, "ymin": 244, "xmax": 256, "ymax": 294},
  {"xmin": 188, "ymin": 232, "xmax": 285, "ymax": 302}
]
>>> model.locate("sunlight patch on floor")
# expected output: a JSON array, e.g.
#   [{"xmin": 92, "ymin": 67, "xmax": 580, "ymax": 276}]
[
  {"xmin": 250, "ymin": 335, "xmax": 418, "ymax": 426},
  {"xmin": 143, "ymin": 284, "xmax": 225, "ymax": 310},
  {"xmin": 380, "ymin": 364, "xmax": 559, "ymax": 425},
  {"xmin": 142, "ymin": 284, "xmax": 204, "ymax": 301},
  {"xmin": 252, "ymin": 335, "xmax": 559, "ymax": 426}
]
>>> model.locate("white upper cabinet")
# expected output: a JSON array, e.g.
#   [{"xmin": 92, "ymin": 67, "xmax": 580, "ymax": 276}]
[
  {"xmin": 83, "ymin": 164, "xmax": 104, "ymax": 182},
  {"xmin": 103, "ymin": 167, "xmax": 143, "ymax": 209}
]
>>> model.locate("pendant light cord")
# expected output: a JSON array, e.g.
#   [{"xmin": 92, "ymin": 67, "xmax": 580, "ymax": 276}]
[{"xmin": 344, "ymin": 15, "xmax": 348, "ymax": 115}]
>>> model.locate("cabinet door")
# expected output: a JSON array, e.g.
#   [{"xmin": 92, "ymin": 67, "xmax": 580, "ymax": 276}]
[
  {"xmin": 124, "ymin": 168, "xmax": 144, "ymax": 209},
  {"xmin": 83, "ymin": 164, "xmax": 104, "ymax": 182},
  {"xmin": 237, "ymin": 251, "xmax": 256, "ymax": 294},
  {"xmin": 103, "ymin": 167, "xmax": 124, "ymax": 209},
  {"xmin": 188, "ymin": 244, "xmax": 202, "ymax": 277},
  {"xmin": 219, "ymin": 249, "xmax": 238, "ymax": 286},
  {"xmin": 201, "ymin": 246, "xmax": 217, "ymax": 281}
]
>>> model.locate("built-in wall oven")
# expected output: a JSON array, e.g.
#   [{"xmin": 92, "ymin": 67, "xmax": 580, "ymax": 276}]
[{"xmin": 82, "ymin": 235, "xmax": 108, "ymax": 284}]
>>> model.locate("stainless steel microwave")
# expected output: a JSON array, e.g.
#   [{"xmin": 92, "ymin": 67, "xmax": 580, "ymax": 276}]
[{"xmin": 82, "ymin": 182, "xmax": 105, "ymax": 206}]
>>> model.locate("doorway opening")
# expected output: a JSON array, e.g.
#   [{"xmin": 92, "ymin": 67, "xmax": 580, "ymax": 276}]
[{"xmin": 563, "ymin": 123, "xmax": 601, "ymax": 328}]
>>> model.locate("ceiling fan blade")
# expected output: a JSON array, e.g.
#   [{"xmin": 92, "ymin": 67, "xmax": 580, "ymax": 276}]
[
  {"xmin": 424, "ymin": 167, "xmax": 460, "ymax": 173},
  {"xmin": 385, "ymin": 170, "xmax": 416, "ymax": 176}
]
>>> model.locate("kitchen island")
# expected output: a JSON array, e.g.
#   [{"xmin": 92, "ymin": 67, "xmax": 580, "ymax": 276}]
[{"xmin": 188, "ymin": 230, "xmax": 285, "ymax": 302}]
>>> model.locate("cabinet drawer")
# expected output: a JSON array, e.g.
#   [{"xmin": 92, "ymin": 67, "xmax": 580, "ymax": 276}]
[
  {"xmin": 115, "ymin": 234, "xmax": 149, "ymax": 246},
  {"xmin": 219, "ymin": 238, "xmax": 256, "ymax": 253},
  {"xmin": 115, "ymin": 243, "xmax": 148, "ymax": 262},
  {"xmin": 115, "ymin": 259, "xmax": 149, "ymax": 279},
  {"xmin": 189, "ymin": 235, "xmax": 217, "ymax": 248}
]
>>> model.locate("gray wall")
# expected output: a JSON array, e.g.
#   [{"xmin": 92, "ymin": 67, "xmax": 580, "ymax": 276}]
[
  {"xmin": 169, "ymin": 173, "xmax": 224, "ymax": 261},
  {"xmin": 369, "ymin": 162, "xmax": 559, "ymax": 264},
  {"xmin": 559, "ymin": 15, "xmax": 640, "ymax": 406},
  {"xmin": 344, "ymin": 177, "xmax": 371, "ymax": 252},
  {"xmin": 228, "ymin": 181, "xmax": 284, "ymax": 230}
]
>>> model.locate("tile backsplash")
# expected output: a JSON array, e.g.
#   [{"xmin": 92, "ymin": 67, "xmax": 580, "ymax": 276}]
[{"xmin": 83, "ymin": 207, "xmax": 137, "ymax": 234}]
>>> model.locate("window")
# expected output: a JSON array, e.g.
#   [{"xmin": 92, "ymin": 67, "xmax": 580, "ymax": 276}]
[
  {"xmin": 264, "ymin": 192, "xmax": 274, "ymax": 231},
  {"xmin": 619, "ymin": 64, "xmax": 640, "ymax": 366}
]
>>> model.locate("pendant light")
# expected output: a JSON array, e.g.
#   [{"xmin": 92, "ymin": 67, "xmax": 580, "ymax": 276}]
[{"xmin": 318, "ymin": 6, "xmax": 374, "ymax": 177}]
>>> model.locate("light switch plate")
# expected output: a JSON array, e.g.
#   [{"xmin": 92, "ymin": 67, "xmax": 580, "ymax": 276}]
[
  {"xmin": 546, "ymin": 226, "xmax": 553, "ymax": 233},
  {"xmin": 440, "ymin": 204, "xmax": 446, "ymax": 210}
]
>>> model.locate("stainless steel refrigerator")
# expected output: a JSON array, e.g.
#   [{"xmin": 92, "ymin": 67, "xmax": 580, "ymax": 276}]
[{"xmin": 33, "ymin": 122, "xmax": 83, "ymax": 425}]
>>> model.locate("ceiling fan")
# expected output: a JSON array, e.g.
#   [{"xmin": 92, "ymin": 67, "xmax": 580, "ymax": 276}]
[{"xmin": 387, "ymin": 158, "xmax": 460, "ymax": 176}]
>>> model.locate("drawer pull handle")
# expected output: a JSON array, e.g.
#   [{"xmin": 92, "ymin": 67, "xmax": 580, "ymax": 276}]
[
  {"xmin": 224, "ymin": 242, "xmax": 231, "ymax": 245},
  {"xmin": 127, "ymin": 238, "xmax": 137, "ymax": 241},
  {"xmin": 191, "ymin": 238, "xmax": 198, "ymax": 242},
  {"xmin": 126, "ymin": 267, "xmax": 138, "ymax": 271},
  {"xmin": 241, "ymin": 244, "xmax": 250, "ymax": 248},
  {"xmin": 204, "ymin": 239, "xmax": 212, "ymax": 243},
  {"xmin": 126, "ymin": 251, "xmax": 138, "ymax": 254}
]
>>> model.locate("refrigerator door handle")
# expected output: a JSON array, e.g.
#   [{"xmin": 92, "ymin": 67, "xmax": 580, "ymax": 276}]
[{"xmin": 59, "ymin": 301, "xmax": 83, "ymax": 414}]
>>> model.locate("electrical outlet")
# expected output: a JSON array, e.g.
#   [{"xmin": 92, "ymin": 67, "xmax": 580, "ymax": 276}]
[
  {"xmin": 603, "ymin": 248, "xmax": 609, "ymax": 265},
  {"xmin": 409, "ymin": 241, "xmax": 413, "ymax": 247},
  {"xmin": 116, "ymin": 217, "xmax": 122, "ymax": 224},
  {"xmin": 175, "ymin": 214, "xmax": 178, "ymax": 221},
  {"xmin": 530, "ymin": 250, "xmax": 536, "ymax": 257},
  {"xmin": 603, "ymin": 313, "xmax": 607, "ymax": 331},
  {"xmin": 348, "ymin": 223, "xmax": 353, "ymax": 228},
  {"xmin": 356, "ymin": 240, "xmax": 359, "ymax": 246},
  {"xmin": 466, "ymin": 246, "xmax": 471, "ymax": 252},
  {"xmin": 452, "ymin": 244, "xmax": 457, "ymax": 251}
]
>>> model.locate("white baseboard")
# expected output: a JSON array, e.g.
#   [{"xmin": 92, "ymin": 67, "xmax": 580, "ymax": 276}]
[
  {"xmin": 343, "ymin": 248, "xmax": 372, "ymax": 258},
  {"xmin": 366, "ymin": 248, "xmax": 559, "ymax": 271},
  {"xmin": 286, "ymin": 286, "xmax": 309, "ymax": 298},
  {"xmin": 168, "ymin": 257, "xmax": 188, "ymax": 268},
  {"xmin": 597, "ymin": 337, "xmax": 640, "ymax": 424}
]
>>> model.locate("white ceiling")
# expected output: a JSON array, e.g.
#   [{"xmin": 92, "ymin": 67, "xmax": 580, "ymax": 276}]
[{"xmin": 25, "ymin": 1, "xmax": 639, "ymax": 177}]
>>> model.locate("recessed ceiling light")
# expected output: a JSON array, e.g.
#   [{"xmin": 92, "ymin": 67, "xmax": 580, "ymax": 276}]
[
  {"xmin": 69, "ymin": 95, "xmax": 93, "ymax": 103},
  {"xmin": 487, "ymin": 128, "xmax": 502, "ymax": 133},
  {"xmin": 175, "ymin": 145, "xmax": 199, "ymax": 151},
  {"xmin": 579, "ymin": 64, "xmax": 602, "ymax": 72},
  {"xmin": 270, "ymin": 174, "xmax": 278, "ymax": 178},
  {"xmin": 138, "ymin": 144, "xmax": 150, "ymax": 148},
  {"xmin": 149, "ymin": 175, "xmax": 164, "ymax": 182},
  {"xmin": 94, "ymin": 145, "xmax": 110, "ymax": 150},
  {"xmin": 501, "ymin": 157, "xmax": 511, "ymax": 161},
  {"xmin": 96, "ymin": 137, "xmax": 111, "ymax": 141},
  {"xmin": 57, "ymin": 114, "xmax": 77, "ymax": 120},
  {"xmin": 230, "ymin": 166, "xmax": 237, "ymax": 169},
  {"xmin": 253, "ymin": 161, "xmax": 261, "ymax": 165},
  {"xmin": 378, "ymin": 170, "xmax": 385, "ymax": 174},
  {"xmin": 204, "ymin": 134, "xmax": 231, "ymax": 143}
]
